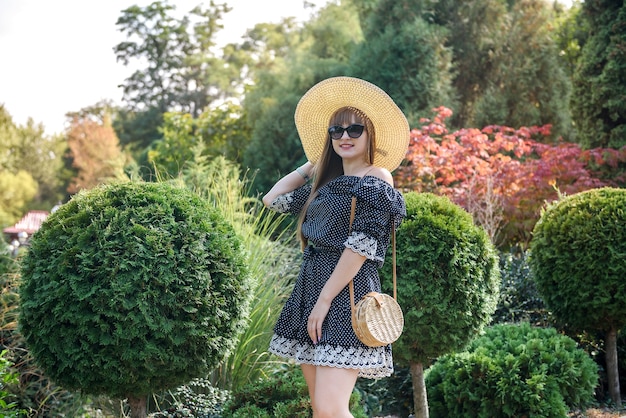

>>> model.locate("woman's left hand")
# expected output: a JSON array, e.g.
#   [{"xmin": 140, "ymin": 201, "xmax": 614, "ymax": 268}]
[{"xmin": 307, "ymin": 299, "xmax": 331, "ymax": 344}]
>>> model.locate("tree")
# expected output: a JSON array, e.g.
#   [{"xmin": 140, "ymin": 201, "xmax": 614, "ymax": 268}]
[
  {"xmin": 241, "ymin": 3, "xmax": 361, "ymax": 193},
  {"xmin": 0, "ymin": 171, "xmax": 38, "ymax": 228},
  {"xmin": 0, "ymin": 105, "xmax": 66, "ymax": 220},
  {"xmin": 470, "ymin": 0, "xmax": 572, "ymax": 141},
  {"xmin": 551, "ymin": 0, "xmax": 587, "ymax": 78},
  {"xmin": 384, "ymin": 192, "xmax": 500, "ymax": 417},
  {"xmin": 529, "ymin": 187, "xmax": 626, "ymax": 407},
  {"xmin": 423, "ymin": 0, "xmax": 507, "ymax": 128},
  {"xmin": 351, "ymin": 0, "xmax": 456, "ymax": 127},
  {"xmin": 19, "ymin": 181, "xmax": 251, "ymax": 418},
  {"xmin": 65, "ymin": 108, "xmax": 125, "ymax": 194},
  {"xmin": 147, "ymin": 101, "xmax": 251, "ymax": 178},
  {"xmin": 570, "ymin": 0, "xmax": 626, "ymax": 148},
  {"xmin": 114, "ymin": 1, "xmax": 240, "ymax": 151}
]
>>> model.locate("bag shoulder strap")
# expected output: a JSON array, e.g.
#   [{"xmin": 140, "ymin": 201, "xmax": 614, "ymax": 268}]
[{"xmin": 348, "ymin": 196, "xmax": 398, "ymax": 313}]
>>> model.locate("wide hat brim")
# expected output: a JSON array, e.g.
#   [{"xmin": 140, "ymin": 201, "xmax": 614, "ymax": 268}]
[{"xmin": 294, "ymin": 76, "xmax": 410, "ymax": 172}]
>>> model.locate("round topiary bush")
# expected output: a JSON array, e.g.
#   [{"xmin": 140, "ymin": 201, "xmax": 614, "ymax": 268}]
[
  {"xmin": 529, "ymin": 187, "xmax": 626, "ymax": 333},
  {"xmin": 425, "ymin": 323, "xmax": 599, "ymax": 418},
  {"xmin": 387, "ymin": 192, "xmax": 500, "ymax": 362},
  {"xmin": 382, "ymin": 192, "xmax": 500, "ymax": 414},
  {"xmin": 19, "ymin": 182, "xmax": 249, "ymax": 409},
  {"xmin": 529, "ymin": 187, "xmax": 626, "ymax": 405}
]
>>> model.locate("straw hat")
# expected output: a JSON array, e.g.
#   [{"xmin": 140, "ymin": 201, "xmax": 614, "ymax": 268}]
[{"xmin": 294, "ymin": 76, "xmax": 410, "ymax": 172}]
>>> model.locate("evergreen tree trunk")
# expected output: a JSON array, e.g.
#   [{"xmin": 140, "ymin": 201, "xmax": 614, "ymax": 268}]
[
  {"xmin": 127, "ymin": 395, "xmax": 147, "ymax": 418},
  {"xmin": 410, "ymin": 362, "xmax": 429, "ymax": 418},
  {"xmin": 606, "ymin": 327, "xmax": 622, "ymax": 407}
]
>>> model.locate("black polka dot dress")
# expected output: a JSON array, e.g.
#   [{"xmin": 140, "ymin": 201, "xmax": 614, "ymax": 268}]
[{"xmin": 267, "ymin": 175, "xmax": 406, "ymax": 379}]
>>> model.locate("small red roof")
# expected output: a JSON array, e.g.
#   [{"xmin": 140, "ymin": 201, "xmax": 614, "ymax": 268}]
[{"xmin": 3, "ymin": 210, "xmax": 49, "ymax": 235}]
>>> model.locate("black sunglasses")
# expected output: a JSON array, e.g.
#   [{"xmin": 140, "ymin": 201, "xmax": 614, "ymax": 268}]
[{"xmin": 328, "ymin": 124, "xmax": 365, "ymax": 140}]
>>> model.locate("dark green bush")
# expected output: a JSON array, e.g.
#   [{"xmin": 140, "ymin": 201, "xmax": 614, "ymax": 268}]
[
  {"xmin": 492, "ymin": 248, "xmax": 550, "ymax": 326},
  {"xmin": 426, "ymin": 323, "xmax": 599, "ymax": 417},
  {"xmin": 222, "ymin": 366, "xmax": 366, "ymax": 418},
  {"xmin": 19, "ymin": 181, "xmax": 250, "ymax": 399}
]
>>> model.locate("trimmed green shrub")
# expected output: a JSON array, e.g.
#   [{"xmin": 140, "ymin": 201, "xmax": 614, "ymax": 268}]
[
  {"xmin": 529, "ymin": 187, "xmax": 626, "ymax": 406},
  {"xmin": 386, "ymin": 192, "xmax": 500, "ymax": 364},
  {"xmin": 19, "ymin": 182, "xmax": 250, "ymax": 404},
  {"xmin": 222, "ymin": 366, "xmax": 366, "ymax": 418},
  {"xmin": 382, "ymin": 192, "xmax": 500, "ymax": 414},
  {"xmin": 529, "ymin": 187, "xmax": 626, "ymax": 334},
  {"xmin": 426, "ymin": 323, "xmax": 599, "ymax": 417}
]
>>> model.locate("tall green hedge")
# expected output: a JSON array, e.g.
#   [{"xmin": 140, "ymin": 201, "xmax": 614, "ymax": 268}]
[{"xmin": 19, "ymin": 181, "xmax": 250, "ymax": 399}]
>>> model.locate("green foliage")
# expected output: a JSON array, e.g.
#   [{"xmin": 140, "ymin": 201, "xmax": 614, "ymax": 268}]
[
  {"xmin": 148, "ymin": 103, "xmax": 252, "ymax": 179},
  {"xmin": 470, "ymin": 0, "xmax": 572, "ymax": 140},
  {"xmin": 529, "ymin": 187, "xmax": 626, "ymax": 333},
  {"xmin": 0, "ymin": 171, "xmax": 39, "ymax": 228},
  {"xmin": 570, "ymin": 0, "xmax": 626, "ymax": 148},
  {"xmin": 222, "ymin": 366, "xmax": 367, "ymax": 418},
  {"xmin": 552, "ymin": 0, "xmax": 587, "ymax": 78},
  {"xmin": 19, "ymin": 181, "xmax": 250, "ymax": 399},
  {"xmin": 426, "ymin": 323, "xmax": 599, "ymax": 417},
  {"xmin": 240, "ymin": 3, "xmax": 359, "ymax": 194},
  {"xmin": 151, "ymin": 378, "xmax": 230, "ymax": 418},
  {"xmin": 0, "ymin": 349, "xmax": 24, "ymax": 417},
  {"xmin": 181, "ymin": 156, "xmax": 299, "ymax": 391},
  {"xmin": 0, "ymin": 105, "xmax": 65, "ymax": 225},
  {"xmin": 242, "ymin": 86, "xmax": 311, "ymax": 195},
  {"xmin": 386, "ymin": 192, "xmax": 500, "ymax": 365},
  {"xmin": 492, "ymin": 248, "xmax": 550, "ymax": 326},
  {"xmin": 351, "ymin": 0, "xmax": 456, "ymax": 127}
]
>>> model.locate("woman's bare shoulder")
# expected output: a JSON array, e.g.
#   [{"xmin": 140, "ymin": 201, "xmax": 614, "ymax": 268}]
[{"xmin": 366, "ymin": 166, "xmax": 393, "ymax": 186}]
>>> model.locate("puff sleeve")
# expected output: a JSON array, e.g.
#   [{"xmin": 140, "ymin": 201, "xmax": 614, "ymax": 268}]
[
  {"xmin": 267, "ymin": 183, "xmax": 312, "ymax": 216},
  {"xmin": 345, "ymin": 177, "xmax": 406, "ymax": 266}
]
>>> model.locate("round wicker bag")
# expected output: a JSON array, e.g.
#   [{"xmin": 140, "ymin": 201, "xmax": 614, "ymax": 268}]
[{"xmin": 352, "ymin": 292, "xmax": 404, "ymax": 347}]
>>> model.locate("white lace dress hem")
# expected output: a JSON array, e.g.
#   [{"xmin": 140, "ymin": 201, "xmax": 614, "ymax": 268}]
[{"xmin": 268, "ymin": 334, "xmax": 393, "ymax": 379}]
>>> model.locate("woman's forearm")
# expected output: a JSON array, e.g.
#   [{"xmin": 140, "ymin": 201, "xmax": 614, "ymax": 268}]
[
  {"xmin": 307, "ymin": 248, "xmax": 367, "ymax": 343},
  {"xmin": 262, "ymin": 162, "xmax": 313, "ymax": 207},
  {"xmin": 318, "ymin": 248, "xmax": 366, "ymax": 304}
]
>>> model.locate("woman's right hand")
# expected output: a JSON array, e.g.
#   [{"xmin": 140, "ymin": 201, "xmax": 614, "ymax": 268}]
[{"xmin": 307, "ymin": 296, "xmax": 331, "ymax": 344}]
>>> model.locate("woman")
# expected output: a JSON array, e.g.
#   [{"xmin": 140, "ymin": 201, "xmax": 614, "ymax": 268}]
[{"xmin": 262, "ymin": 76, "xmax": 409, "ymax": 418}]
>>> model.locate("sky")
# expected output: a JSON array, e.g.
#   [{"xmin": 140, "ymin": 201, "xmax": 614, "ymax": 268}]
[{"xmin": 0, "ymin": 0, "xmax": 326, "ymax": 136}]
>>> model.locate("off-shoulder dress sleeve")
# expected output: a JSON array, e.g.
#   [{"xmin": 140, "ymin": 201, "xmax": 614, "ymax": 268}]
[
  {"xmin": 267, "ymin": 183, "xmax": 312, "ymax": 215},
  {"xmin": 345, "ymin": 177, "xmax": 406, "ymax": 265}
]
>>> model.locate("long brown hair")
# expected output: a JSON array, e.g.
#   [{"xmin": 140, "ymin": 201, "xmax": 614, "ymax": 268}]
[{"xmin": 297, "ymin": 107, "xmax": 376, "ymax": 249}]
